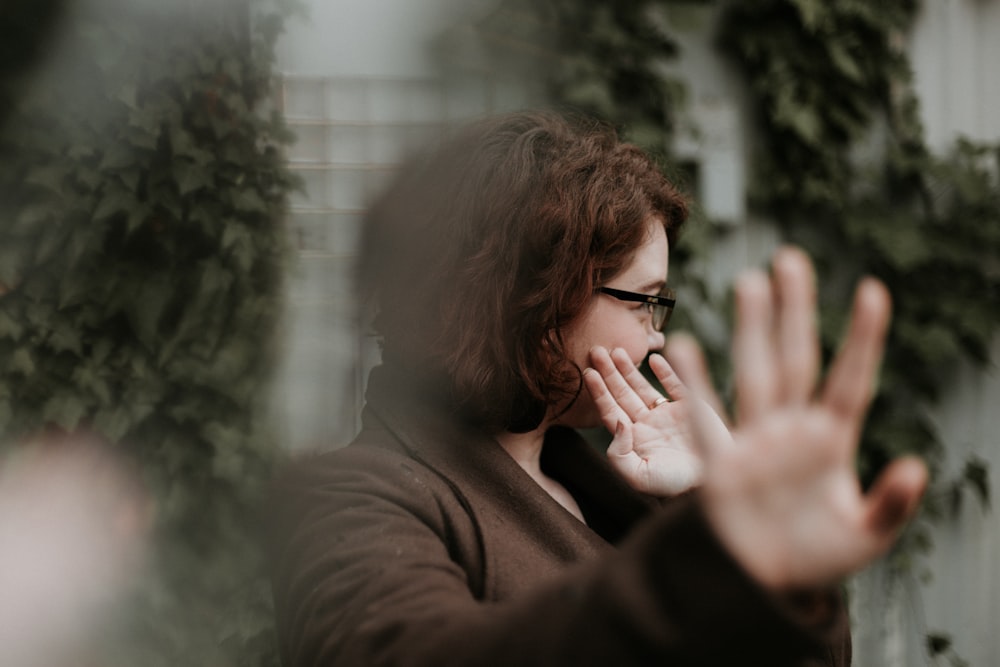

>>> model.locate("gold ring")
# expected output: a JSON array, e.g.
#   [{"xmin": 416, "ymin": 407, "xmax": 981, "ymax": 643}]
[{"xmin": 650, "ymin": 397, "xmax": 668, "ymax": 409}]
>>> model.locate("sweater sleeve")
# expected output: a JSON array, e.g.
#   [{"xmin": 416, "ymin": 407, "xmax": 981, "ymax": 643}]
[{"xmin": 267, "ymin": 448, "xmax": 850, "ymax": 667}]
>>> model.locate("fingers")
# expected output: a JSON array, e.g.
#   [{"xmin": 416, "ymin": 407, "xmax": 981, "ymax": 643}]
[
  {"xmin": 647, "ymin": 353, "xmax": 689, "ymax": 401},
  {"xmin": 772, "ymin": 248, "xmax": 820, "ymax": 404},
  {"xmin": 606, "ymin": 418, "xmax": 635, "ymax": 460},
  {"xmin": 662, "ymin": 334, "xmax": 729, "ymax": 425},
  {"xmin": 663, "ymin": 334, "xmax": 734, "ymax": 459},
  {"xmin": 611, "ymin": 348, "xmax": 666, "ymax": 407},
  {"xmin": 733, "ymin": 269, "xmax": 777, "ymax": 422},
  {"xmin": 587, "ymin": 346, "xmax": 661, "ymax": 420},
  {"xmin": 582, "ymin": 366, "xmax": 630, "ymax": 435},
  {"xmin": 733, "ymin": 247, "xmax": 824, "ymax": 421},
  {"xmin": 822, "ymin": 278, "xmax": 891, "ymax": 421}
]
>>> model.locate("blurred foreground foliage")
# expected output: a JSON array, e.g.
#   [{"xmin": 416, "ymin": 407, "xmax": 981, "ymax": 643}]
[
  {"xmin": 0, "ymin": 0, "xmax": 70, "ymax": 128},
  {"xmin": 0, "ymin": 0, "xmax": 299, "ymax": 664}
]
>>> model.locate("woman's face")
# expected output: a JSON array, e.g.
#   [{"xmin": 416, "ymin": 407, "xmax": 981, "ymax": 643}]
[{"xmin": 555, "ymin": 220, "xmax": 670, "ymax": 428}]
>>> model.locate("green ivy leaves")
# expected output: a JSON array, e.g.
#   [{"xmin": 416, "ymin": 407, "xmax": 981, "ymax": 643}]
[
  {"xmin": 465, "ymin": 0, "xmax": 686, "ymax": 161},
  {"xmin": 718, "ymin": 11, "xmax": 996, "ymax": 666},
  {"xmin": 719, "ymin": 0, "xmax": 999, "ymax": 486}
]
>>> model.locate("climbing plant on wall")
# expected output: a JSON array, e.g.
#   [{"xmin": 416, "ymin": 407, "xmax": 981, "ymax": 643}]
[
  {"xmin": 716, "ymin": 4, "xmax": 999, "ymax": 658},
  {"xmin": 460, "ymin": 0, "xmax": 687, "ymax": 155},
  {"xmin": 717, "ymin": 4, "xmax": 999, "ymax": 657},
  {"xmin": 0, "ymin": 0, "xmax": 299, "ymax": 664},
  {"xmin": 716, "ymin": 0, "xmax": 996, "ymax": 528}
]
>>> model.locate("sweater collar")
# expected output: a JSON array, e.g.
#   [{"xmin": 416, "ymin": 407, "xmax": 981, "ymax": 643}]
[{"xmin": 362, "ymin": 364, "xmax": 659, "ymax": 545}]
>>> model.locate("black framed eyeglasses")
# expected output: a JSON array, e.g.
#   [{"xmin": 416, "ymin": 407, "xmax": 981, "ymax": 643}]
[{"xmin": 598, "ymin": 286, "xmax": 676, "ymax": 331}]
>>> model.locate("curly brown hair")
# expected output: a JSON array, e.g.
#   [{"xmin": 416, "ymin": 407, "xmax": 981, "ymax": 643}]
[{"xmin": 359, "ymin": 111, "xmax": 688, "ymax": 433}]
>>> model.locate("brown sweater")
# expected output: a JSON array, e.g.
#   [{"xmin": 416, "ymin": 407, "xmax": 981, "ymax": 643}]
[{"xmin": 268, "ymin": 366, "xmax": 851, "ymax": 666}]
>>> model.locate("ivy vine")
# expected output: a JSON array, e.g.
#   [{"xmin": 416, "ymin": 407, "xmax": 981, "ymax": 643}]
[
  {"xmin": 0, "ymin": 0, "xmax": 299, "ymax": 664},
  {"xmin": 716, "ymin": 0, "xmax": 997, "ymax": 522},
  {"xmin": 717, "ymin": 5, "xmax": 999, "ymax": 656},
  {"xmin": 462, "ymin": 0, "xmax": 688, "ymax": 156}
]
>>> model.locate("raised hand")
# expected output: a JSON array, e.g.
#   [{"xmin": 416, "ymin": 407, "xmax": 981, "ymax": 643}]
[
  {"xmin": 583, "ymin": 345, "xmax": 732, "ymax": 496},
  {"xmin": 0, "ymin": 433, "xmax": 149, "ymax": 666},
  {"xmin": 666, "ymin": 246, "xmax": 928, "ymax": 591}
]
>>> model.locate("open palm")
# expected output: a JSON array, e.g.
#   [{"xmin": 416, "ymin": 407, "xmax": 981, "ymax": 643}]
[
  {"xmin": 583, "ymin": 345, "xmax": 732, "ymax": 496},
  {"xmin": 665, "ymin": 247, "xmax": 928, "ymax": 590}
]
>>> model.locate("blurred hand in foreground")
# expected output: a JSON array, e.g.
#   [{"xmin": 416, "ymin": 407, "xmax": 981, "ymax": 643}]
[
  {"xmin": 666, "ymin": 246, "xmax": 927, "ymax": 590},
  {"xmin": 0, "ymin": 432, "xmax": 149, "ymax": 666}
]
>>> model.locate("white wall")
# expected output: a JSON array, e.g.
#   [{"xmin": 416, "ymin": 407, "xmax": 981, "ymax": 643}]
[
  {"xmin": 919, "ymin": 338, "xmax": 1000, "ymax": 667},
  {"xmin": 909, "ymin": 0, "xmax": 1000, "ymax": 153},
  {"xmin": 272, "ymin": 0, "xmax": 512, "ymax": 450},
  {"xmin": 873, "ymin": 5, "xmax": 1000, "ymax": 664},
  {"xmin": 277, "ymin": 0, "xmax": 497, "ymax": 78}
]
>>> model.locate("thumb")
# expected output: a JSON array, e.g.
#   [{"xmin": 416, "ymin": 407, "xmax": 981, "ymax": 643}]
[
  {"xmin": 664, "ymin": 333, "xmax": 730, "ymax": 427},
  {"xmin": 864, "ymin": 456, "xmax": 928, "ymax": 543},
  {"xmin": 606, "ymin": 419, "xmax": 635, "ymax": 460}
]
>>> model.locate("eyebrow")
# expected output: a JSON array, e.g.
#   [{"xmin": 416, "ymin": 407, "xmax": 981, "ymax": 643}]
[{"xmin": 634, "ymin": 279, "xmax": 666, "ymax": 294}]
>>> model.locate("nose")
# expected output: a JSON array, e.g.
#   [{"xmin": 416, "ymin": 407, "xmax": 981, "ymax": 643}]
[{"xmin": 647, "ymin": 323, "xmax": 665, "ymax": 353}]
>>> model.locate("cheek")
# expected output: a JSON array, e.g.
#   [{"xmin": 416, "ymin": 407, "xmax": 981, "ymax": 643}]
[
  {"xmin": 608, "ymin": 326, "xmax": 651, "ymax": 366},
  {"xmin": 565, "ymin": 306, "xmax": 649, "ymax": 369}
]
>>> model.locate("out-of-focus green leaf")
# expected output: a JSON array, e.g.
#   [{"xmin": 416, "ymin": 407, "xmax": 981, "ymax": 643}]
[
  {"xmin": 40, "ymin": 393, "xmax": 88, "ymax": 430},
  {"xmin": 963, "ymin": 456, "xmax": 990, "ymax": 510}
]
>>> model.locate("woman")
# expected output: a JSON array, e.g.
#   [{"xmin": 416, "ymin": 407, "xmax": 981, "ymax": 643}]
[{"xmin": 269, "ymin": 111, "xmax": 927, "ymax": 666}]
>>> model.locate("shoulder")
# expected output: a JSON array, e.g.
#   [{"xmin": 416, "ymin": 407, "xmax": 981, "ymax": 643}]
[
  {"xmin": 266, "ymin": 438, "xmax": 477, "ymax": 553},
  {"xmin": 271, "ymin": 441, "xmax": 449, "ymax": 512}
]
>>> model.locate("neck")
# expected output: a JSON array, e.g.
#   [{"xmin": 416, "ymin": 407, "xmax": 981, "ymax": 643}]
[{"xmin": 494, "ymin": 428, "xmax": 547, "ymax": 477}]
